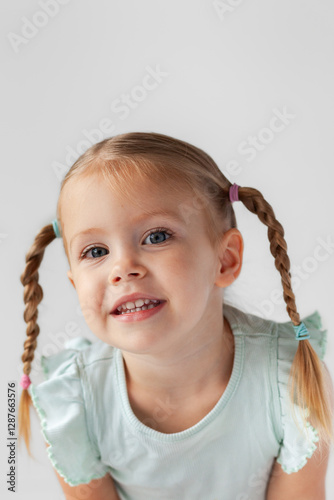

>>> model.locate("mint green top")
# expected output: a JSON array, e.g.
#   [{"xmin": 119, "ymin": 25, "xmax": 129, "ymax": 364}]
[{"xmin": 29, "ymin": 305, "xmax": 327, "ymax": 500}]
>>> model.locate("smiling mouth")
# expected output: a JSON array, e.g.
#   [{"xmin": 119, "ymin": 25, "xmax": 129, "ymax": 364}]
[{"xmin": 113, "ymin": 299, "xmax": 162, "ymax": 315}]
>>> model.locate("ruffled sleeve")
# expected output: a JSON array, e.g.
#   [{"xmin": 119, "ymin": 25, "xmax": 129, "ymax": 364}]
[
  {"xmin": 29, "ymin": 338, "xmax": 110, "ymax": 486},
  {"xmin": 275, "ymin": 311, "xmax": 327, "ymax": 473}
]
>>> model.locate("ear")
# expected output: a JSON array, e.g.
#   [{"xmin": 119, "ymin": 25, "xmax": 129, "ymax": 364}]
[
  {"xmin": 214, "ymin": 228, "xmax": 244, "ymax": 288},
  {"xmin": 67, "ymin": 270, "xmax": 76, "ymax": 289}
]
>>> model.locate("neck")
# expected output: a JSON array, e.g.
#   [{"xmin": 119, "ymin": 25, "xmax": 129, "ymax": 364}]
[{"xmin": 121, "ymin": 312, "xmax": 235, "ymax": 415}]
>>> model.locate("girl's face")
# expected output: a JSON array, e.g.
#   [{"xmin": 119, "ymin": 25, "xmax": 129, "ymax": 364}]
[{"xmin": 61, "ymin": 173, "xmax": 230, "ymax": 357}]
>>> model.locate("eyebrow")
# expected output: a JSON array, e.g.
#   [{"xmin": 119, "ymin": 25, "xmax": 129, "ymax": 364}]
[{"xmin": 69, "ymin": 209, "xmax": 184, "ymax": 251}]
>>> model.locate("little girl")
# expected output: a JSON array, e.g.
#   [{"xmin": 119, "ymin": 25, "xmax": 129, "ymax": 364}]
[{"xmin": 19, "ymin": 132, "xmax": 333, "ymax": 500}]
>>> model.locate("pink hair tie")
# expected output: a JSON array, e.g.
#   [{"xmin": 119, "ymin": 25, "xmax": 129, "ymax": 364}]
[
  {"xmin": 20, "ymin": 374, "xmax": 31, "ymax": 390},
  {"xmin": 229, "ymin": 183, "xmax": 240, "ymax": 203}
]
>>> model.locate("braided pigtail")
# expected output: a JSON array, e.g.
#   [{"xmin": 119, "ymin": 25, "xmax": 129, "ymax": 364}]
[
  {"xmin": 236, "ymin": 185, "xmax": 333, "ymax": 445},
  {"xmin": 18, "ymin": 224, "xmax": 57, "ymax": 454}
]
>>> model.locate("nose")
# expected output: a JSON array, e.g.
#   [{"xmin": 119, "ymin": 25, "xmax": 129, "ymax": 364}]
[{"xmin": 108, "ymin": 256, "xmax": 147, "ymax": 286}]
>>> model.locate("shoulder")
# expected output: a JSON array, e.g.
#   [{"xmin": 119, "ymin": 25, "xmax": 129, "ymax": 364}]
[
  {"xmin": 275, "ymin": 310, "xmax": 327, "ymax": 362},
  {"xmin": 224, "ymin": 304, "xmax": 327, "ymax": 360},
  {"xmin": 224, "ymin": 303, "xmax": 275, "ymax": 338},
  {"xmin": 30, "ymin": 337, "xmax": 118, "ymax": 429},
  {"xmin": 29, "ymin": 337, "xmax": 114, "ymax": 486},
  {"xmin": 38, "ymin": 337, "xmax": 116, "ymax": 382},
  {"xmin": 225, "ymin": 304, "xmax": 329, "ymax": 474},
  {"xmin": 79, "ymin": 337, "xmax": 115, "ymax": 363}
]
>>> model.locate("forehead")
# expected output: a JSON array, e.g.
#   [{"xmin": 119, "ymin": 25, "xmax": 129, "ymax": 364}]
[{"xmin": 59, "ymin": 172, "xmax": 207, "ymax": 234}]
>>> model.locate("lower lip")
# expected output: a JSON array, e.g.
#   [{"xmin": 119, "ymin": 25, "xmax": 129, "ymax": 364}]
[{"xmin": 111, "ymin": 301, "xmax": 166, "ymax": 322}]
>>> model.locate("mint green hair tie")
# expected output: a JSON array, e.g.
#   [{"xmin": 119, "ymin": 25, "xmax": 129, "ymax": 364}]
[
  {"xmin": 293, "ymin": 322, "xmax": 310, "ymax": 341},
  {"xmin": 52, "ymin": 219, "xmax": 61, "ymax": 238}
]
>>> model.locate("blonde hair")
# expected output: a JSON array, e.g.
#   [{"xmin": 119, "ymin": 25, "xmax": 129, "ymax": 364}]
[{"xmin": 19, "ymin": 132, "xmax": 333, "ymax": 454}]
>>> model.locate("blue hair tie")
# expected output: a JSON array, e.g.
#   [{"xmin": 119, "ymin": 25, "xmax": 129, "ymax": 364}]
[
  {"xmin": 52, "ymin": 219, "xmax": 61, "ymax": 238},
  {"xmin": 293, "ymin": 322, "xmax": 310, "ymax": 341}
]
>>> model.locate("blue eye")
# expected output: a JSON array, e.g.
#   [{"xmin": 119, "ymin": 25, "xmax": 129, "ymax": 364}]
[
  {"xmin": 144, "ymin": 230, "xmax": 172, "ymax": 245},
  {"xmin": 80, "ymin": 229, "xmax": 172, "ymax": 259},
  {"xmin": 82, "ymin": 246, "xmax": 109, "ymax": 259}
]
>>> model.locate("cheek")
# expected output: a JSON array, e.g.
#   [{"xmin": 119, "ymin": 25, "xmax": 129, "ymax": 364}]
[
  {"xmin": 74, "ymin": 276, "xmax": 105, "ymax": 325},
  {"xmin": 161, "ymin": 247, "xmax": 216, "ymax": 294}
]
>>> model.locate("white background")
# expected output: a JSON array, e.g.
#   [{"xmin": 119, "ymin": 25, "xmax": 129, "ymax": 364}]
[{"xmin": 1, "ymin": 0, "xmax": 333, "ymax": 498}]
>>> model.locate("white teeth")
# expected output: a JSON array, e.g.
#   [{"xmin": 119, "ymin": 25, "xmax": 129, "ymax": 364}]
[
  {"xmin": 116, "ymin": 298, "xmax": 160, "ymax": 312},
  {"xmin": 119, "ymin": 303, "xmax": 158, "ymax": 314}
]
